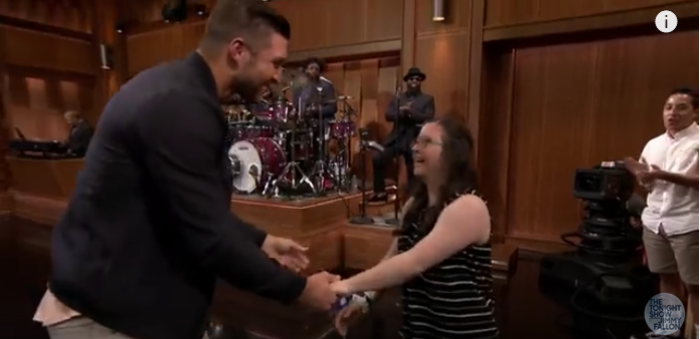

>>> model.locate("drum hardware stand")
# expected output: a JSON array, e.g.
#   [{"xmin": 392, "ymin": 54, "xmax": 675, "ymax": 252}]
[
  {"xmin": 350, "ymin": 128, "xmax": 373, "ymax": 224},
  {"xmin": 310, "ymin": 87, "xmax": 335, "ymax": 195},
  {"xmin": 265, "ymin": 125, "xmax": 316, "ymax": 197},
  {"xmin": 386, "ymin": 87, "xmax": 403, "ymax": 226},
  {"xmin": 339, "ymin": 95, "xmax": 357, "ymax": 172},
  {"xmin": 325, "ymin": 97, "xmax": 354, "ymax": 192}
]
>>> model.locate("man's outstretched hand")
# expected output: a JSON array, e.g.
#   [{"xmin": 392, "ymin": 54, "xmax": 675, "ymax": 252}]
[{"xmin": 261, "ymin": 235, "xmax": 309, "ymax": 272}]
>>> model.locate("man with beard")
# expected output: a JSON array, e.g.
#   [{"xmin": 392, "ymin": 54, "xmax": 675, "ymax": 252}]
[
  {"xmin": 369, "ymin": 67, "xmax": 435, "ymax": 203},
  {"xmin": 33, "ymin": 1, "xmax": 339, "ymax": 339}
]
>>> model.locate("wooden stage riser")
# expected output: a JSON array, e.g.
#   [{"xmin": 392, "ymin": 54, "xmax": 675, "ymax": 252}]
[
  {"xmin": 229, "ymin": 194, "xmax": 363, "ymax": 237},
  {"xmin": 8, "ymin": 191, "xmax": 376, "ymax": 273},
  {"xmin": 7, "ymin": 191, "xmax": 519, "ymax": 277}
]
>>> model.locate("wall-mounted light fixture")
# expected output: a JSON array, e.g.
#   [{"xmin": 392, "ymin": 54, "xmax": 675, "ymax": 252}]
[
  {"xmin": 432, "ymin": 0, "xmax": 445, "ymax": 22},
  {"xmin": 99, "ymin": 44, "xmax": 114, "ymax": 70}
]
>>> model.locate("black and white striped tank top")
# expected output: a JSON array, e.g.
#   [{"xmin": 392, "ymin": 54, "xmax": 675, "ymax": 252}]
[{"xmin": 398, "ymin": 200, "xmax": 498, "ymax": 339}]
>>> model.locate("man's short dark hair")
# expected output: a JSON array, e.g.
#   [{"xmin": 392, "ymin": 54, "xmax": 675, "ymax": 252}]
[
  {"xmin": 669, "ymin": 87, "xmax": 699, "ymax": 109},
  {"xmin": 302, "ymin": 57, "xmax": 326, "ymax": 73},
  {"xmin": 199, "ymin": 0, "xmax": 291, "ymax": 54}
]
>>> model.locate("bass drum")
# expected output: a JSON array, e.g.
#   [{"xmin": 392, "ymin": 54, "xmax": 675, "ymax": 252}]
[{"xmin": 228, "ymin": 138, "xmax": 286, "ymax": 194}]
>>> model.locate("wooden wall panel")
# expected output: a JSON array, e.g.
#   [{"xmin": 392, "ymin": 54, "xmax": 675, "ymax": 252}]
[
  {"xmin": 126, "ymin": 21, "xmax": 204, "ymax": 77},
  {"xmin": 0, "ymin": 0, "xmax": 97, "ymax": 215},
  {"xmin": 93, "ymin": 0, "xmax": 126, "ymax": 104},
  {"xmin": 119, "ymin": 0, "xmax": 216, "ymax": 25},
  {"xmin": 2, "ymin": 67, "xmax": 97, "ymax": 141},
  {"xmin": 485, "ymin": 0, "xmax": 690, "ymax": 27},
  {"xmin": 120, "ymin": 0, "xmax": 402, "ymax": 53},
  {"xmin": 0, "ymin": 25, "xmax": 96, "ymax": 75},
  {"xmin": 326, "ymin": 57, "xmax": 401, "ymax": 177},
  {"xmin": 479, "ymin": 30, "xmax": 699, "ymax": 250},
  {"xmin": 123, "ymin": 0, "xmax": 403, "ymax": 77},
  {"xmin": 412, "ymin": 0, "xmax": 474, "ymax": 120},
  {"xmin": 0, "ymin": 0, "xmax": 93, "ymax": 33}
]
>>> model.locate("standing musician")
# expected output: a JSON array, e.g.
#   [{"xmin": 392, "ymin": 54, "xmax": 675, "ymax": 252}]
[
  {"xmin": 369, "ymin": 67, "xmax": 435, "ymax": 203},
  {"xmin": 293, "ymin": 57, "xmax": 337, "ymax": 121}
]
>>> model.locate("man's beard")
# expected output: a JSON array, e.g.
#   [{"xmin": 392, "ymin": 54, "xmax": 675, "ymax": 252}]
[
  {"xmin": 227, "ymin": 58, "xmax": 266, "ymax": 103},
  {"xmin": 306, "ymin": 73, "xmax": 319, "ymax": 82},
  {"xmin": 231, "ymin": 75, "xmax": 264, "ymax": 103}
]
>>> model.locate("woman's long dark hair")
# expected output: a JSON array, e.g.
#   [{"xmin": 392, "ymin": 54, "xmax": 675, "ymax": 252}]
[{"xmin": 397, "ymin": 116, "xmax": 479, "ymax": 236}]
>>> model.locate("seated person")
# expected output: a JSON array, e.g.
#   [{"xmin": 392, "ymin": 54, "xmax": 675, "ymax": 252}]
[
  {"xmin": 63, "ymin": 110, "xmax": 94, "ymax": 157},
  {"xmin": 293, "ymin": 57, "xmax": 337, "ymax": 121}
]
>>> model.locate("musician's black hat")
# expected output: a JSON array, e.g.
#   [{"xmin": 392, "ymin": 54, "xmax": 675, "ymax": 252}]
[
  {"xmin": 302, "ymin": 57, "xmax": 326, "ymax": 73},
  {"xmin": 403, "ymin": 67, "xmax": 426, "ymax": 82}
]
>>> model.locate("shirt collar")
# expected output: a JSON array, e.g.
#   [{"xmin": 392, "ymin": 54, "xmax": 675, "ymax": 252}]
[{"xmin": 667, "ymin": 122, "xmax": 699, "ymax": 140}]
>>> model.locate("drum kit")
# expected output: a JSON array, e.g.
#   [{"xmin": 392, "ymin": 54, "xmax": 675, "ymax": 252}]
[{"xmin": 225, "ymin": 82, "xmax": 357, "ymax": 198}]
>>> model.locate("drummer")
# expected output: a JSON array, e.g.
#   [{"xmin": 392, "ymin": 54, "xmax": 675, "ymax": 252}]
[
  {"xmin": 293, "ymin": 57, "xmax": 337, "ymax": 121},
  {"xmin": 247, "ymin": 84, "xmax": 273, "ymax": 114}
]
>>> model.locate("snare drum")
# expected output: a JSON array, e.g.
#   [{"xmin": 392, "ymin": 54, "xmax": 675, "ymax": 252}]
[
  {"xmin": 328, "ymin": 120, "xmax": 356, "ymax": 139},
  {"xmin": 228, "ymin": 137, "xmax": 286, "ymax": 193}
]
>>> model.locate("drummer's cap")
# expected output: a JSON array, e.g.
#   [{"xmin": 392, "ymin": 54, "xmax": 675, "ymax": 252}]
[{"xmin": 199, "ymin": 0, "xmax": 291, "ymax": 54}]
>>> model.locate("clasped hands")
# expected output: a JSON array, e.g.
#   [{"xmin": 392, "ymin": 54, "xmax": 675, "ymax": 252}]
[
  {"xmin": 261, "ymin": 235, "xmax": 353, "ymax": 310},
  {"xmin": 623, "ymin": 157, "xmax": 664, "ymax": 183},
  {"xmin": 399, "ymin": 102, "xmax": 412, "ymax": 117}
]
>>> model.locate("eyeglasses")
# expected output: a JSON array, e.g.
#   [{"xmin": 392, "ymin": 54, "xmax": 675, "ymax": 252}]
[{"xmin": 412, "ymin": 137, "xmax": 442, "ymax": 148}]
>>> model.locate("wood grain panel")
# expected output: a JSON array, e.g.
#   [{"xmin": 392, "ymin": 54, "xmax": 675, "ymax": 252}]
[
  {"xmin": 0, "ymin": 0, "xmax": 93, "ymax": 33},
  {"xmin": 478, "ymin": 48, "xmax": 514, "ymax": 243},
  {"xmin": 315, "ymin": 57, "xmax": 400, "ymax": 179},
  {"xmin": 485, "ymin": 0, "xmax": 690, "ymax": 27},
  {"xmin": 119, "ymin": 0, "xmax": 217, "ymax": 25},
  {"xmin": 2, "ymin": 67, "xmax": 97, "ymax": 141},
  {"xmin": 270, "ymin": 0, "xmax": 403, "ymax": 51},
  {"xmin": 120, "ymin": 0, "xmax": 402, "ymax": 57},
  {"xmin": 92, "ymin": 0, "xmax": 124, "ymax": 104},
  {"xmin": 480, "ymin": 30, "xmax": 699, "ymax": 249},
  {"xmin": 412, "ymin": 0, "xmax": 473, "ymax": 123},
  {"xmin": 0, "ymin": 25, "xmax": 96, "ymax": 75},
  {"xmin": 126, "ymin": 23, "xmax": 196, "ymax": 76},
  {"xmin": 414, "ymin": 32, "xmax": 469, "ymax": 120}
]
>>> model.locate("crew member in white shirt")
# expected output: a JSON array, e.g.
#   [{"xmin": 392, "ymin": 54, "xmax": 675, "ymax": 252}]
[{"xmin": 629, "ymin": 88, "xmax": 699, "ymax": 339}]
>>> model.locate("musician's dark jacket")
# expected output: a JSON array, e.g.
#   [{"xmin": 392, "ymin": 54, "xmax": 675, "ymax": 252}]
[
  {"xmin": 292, "ymin": 77, "xmax": 337, "ymax": 119},
  {"xmin": 67, "ymin": 119, "xmax": 94, "ymax": 157},
  {"xmin": 48, "ymin": 52, "xmax": 307, "ymax": 339},
  {"xmin": 384, "ymin": 91, "xmax": 435, "ymax": 151}
]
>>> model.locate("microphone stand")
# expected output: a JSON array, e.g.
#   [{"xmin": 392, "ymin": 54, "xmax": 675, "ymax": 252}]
[
  {"xmin": 350, "ymin": 128, "xmax": 373, "ymax": 224},
  {"xmin": 315, "ymin": 85, "xmax": 327, "ymax": 196},
  {"xmin": 385, "ymin": 87, "xmax": 402, "ymax": 226}
]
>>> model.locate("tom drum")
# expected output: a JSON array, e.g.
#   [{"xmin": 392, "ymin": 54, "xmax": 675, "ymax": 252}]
[{"xmin": 328, "ymin": 120, "xmax": 356, "ymax": 139}]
